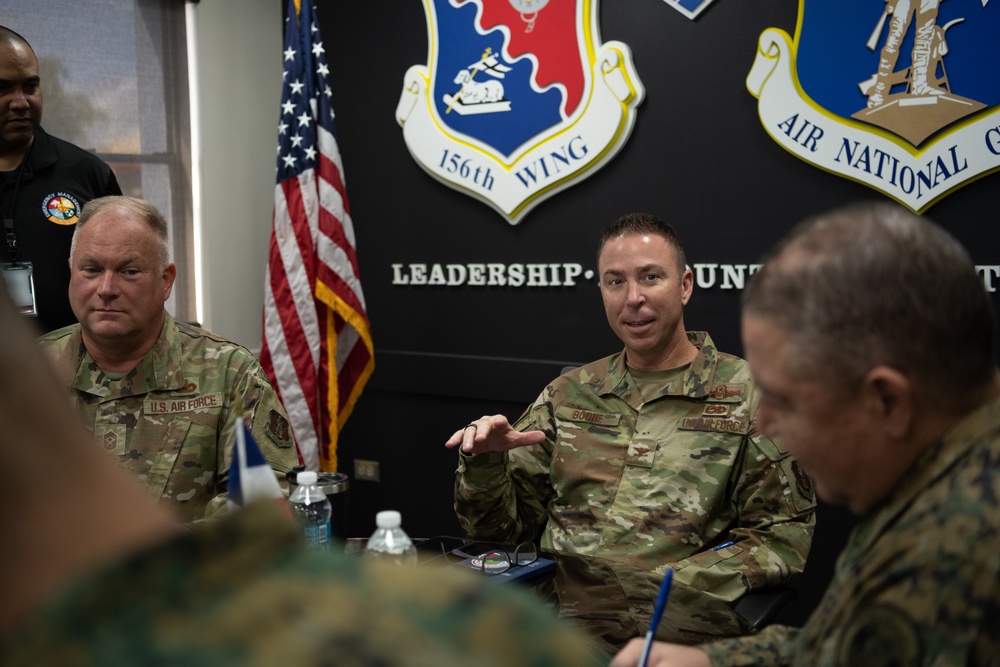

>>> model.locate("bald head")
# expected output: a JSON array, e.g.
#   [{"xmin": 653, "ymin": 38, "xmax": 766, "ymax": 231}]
[
  {"xmin": 0, "ymin": 26, "xmax": 32, "ymax": 51},
  {"xmin": 0, "ymin": 25, "xmax": 42, "ymax": 164}
]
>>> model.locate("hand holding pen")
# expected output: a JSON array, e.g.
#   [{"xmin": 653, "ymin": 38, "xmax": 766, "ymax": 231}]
[
  {"xmin": 608, "ymin": 567, "xmax": 711, "ymax": 667},
  {"xmin": 609, "ymin": 641, "xmax": 712, "ymax": 667},
  {"xmin": 638, "ymin": 567, "xmax": 673, "ymax": 667}
]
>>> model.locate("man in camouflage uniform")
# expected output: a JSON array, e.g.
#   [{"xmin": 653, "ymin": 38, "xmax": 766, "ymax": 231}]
[
  {"xmin": 446, "ymin": 213, "xmax": 816, "ymax": 610},
  {"xmin": 38, "ymin": 196, "xmax": 297, "ymax": 523},
  {"xmin": 0, "ymin": 287, "xmax": 605, "ymax": 667},
  {"xmin": 539, "ymin": 548, "xmax": 751, "ymax": 653},
  {"xmin": 611, "ymin": 203, "xmax": 1000, "ymax": 666}
]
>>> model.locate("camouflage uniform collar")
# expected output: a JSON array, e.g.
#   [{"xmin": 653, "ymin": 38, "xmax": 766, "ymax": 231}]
[
  {"xmin": 71, "ymin": 314, "xmax": 185, "ymax": 398},
  {"xmin": 601, "ymin": 331, "xmax": 720, "ymax": 405},
  {"xmin": 851, "ymin": 393, "xmax": 1000, "ymax": 552}
]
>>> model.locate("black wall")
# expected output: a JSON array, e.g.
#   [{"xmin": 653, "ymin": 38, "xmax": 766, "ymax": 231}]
[{"xmin": 303, "ymin": 0, "xmax": 998, "ymax": 626}]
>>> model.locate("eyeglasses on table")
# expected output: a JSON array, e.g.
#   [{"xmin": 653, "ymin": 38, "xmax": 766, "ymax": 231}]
[{"xmin": 448, "ymin": 542, "xmax": 539, "ymax": 575}]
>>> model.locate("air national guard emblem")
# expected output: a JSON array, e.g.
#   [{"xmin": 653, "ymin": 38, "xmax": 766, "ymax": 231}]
[
  {"xmin": 396, "ymin": 0, "xmax": 644, "ymax": 224},
  {"xmin": 747, "ymin": 0, "xmax": 999, "ymax": 212}
]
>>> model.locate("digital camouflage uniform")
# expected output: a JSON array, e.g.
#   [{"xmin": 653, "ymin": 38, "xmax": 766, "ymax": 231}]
[
  {"xmin": 38, "ymin": 314, "xmax": 298, "ymax": 523},
  {"xmin": 698, "ymin": 395, "xmax": 1000, "ymax": 667},
  {"xmin": 1, "ymin": 502, "xmax": 606, "ymax": 667},
  {"xmin": 456, "ymin": 332, "xmax": 816, "ymax": 603}
]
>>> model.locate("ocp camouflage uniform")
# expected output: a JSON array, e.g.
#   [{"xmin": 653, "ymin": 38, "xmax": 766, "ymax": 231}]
[
  {"xmin": 456, "ymin": 332, "xmax": 815, "ymax": 603},
  {"xmin": 2, "ymin": 502, "xmax": 606, "ymax": 667},
  {"xmin": 700, "ymin": 394, "xmax": 1000, "ymax": 666},
  {"xmin": 38, "ymin": 314, "xmax": 298, "ymax": 523},
  {"xmin": 539, "ymin": 548, "xmax": 750, "ymax": 654}
]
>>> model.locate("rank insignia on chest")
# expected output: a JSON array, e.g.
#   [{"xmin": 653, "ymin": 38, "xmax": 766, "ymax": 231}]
[{"xmin": 97, "ymin": 425, "xmax": 128, "ymax": 456}]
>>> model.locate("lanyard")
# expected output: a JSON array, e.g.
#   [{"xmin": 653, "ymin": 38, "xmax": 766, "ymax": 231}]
[{"xmin": 2, "ymin": 160, "xmax": 27, "ymax": 259}]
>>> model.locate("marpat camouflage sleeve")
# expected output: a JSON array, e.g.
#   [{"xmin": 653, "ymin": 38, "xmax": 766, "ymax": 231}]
[
  {"xmin": 3, "ymin": 502, "xmax": 607, "ymax": 667},
  {"xmin": 700, "ymin": 396, "xmax": 1000, "ymax": 666}
]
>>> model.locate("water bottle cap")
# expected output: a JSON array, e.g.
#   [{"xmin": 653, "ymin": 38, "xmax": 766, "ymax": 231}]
[
  {"xmin": 375, "ymin": 510, "xmax": 402, "ymax": 528},
  {"xmin": 297, "ymin": 471, "xmax": 318, "ymax": 486}
]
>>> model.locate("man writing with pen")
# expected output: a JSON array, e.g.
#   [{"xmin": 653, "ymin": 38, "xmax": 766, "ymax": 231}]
[
  {"xmin": 446, "ymin": 212, "xmax": 816, "ymax": 645},
  {"xmin": 612, "ymin": 202, "xmax": 1000, "ymax": 666}
]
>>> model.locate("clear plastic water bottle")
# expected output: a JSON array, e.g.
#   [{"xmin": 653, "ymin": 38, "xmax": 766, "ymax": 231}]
[
  {"xmin": 363, "ymin": 510, "xmax": 417, "ymax": 565},
  {"xmin": 288, "ymin": 471, "xmax": 332, "ymax": 551}
]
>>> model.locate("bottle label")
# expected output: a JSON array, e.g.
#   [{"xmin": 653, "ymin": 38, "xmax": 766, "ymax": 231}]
[{"xmin": 303, "ymin": 522, "xmax": 331, "ymax": 550}]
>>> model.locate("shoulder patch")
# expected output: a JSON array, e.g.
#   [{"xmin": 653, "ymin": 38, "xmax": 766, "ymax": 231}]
[
  {"xmin": 265, "ymin": 408, "xmax": 293, "ymax": 448},
  {"xmin": 837, "ymin": 603, "xmax": 923, "ymax": 667},
  {"xmin": 791, "ymin": 459, "xmax": 813, "ymax": 498}
]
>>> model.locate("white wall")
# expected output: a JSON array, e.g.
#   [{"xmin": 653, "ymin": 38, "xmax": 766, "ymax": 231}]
[{"xmin": 192, "ymin": 0, "xmax": 281, "ymax": 351}]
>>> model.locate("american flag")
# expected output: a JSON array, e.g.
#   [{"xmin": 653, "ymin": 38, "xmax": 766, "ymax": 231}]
[{"xmin": 261, "ymin": 0, "xmax": 373, "ymax": 472}]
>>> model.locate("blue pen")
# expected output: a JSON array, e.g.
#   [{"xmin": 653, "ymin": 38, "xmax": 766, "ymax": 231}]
[{"xmin": 639, "ymin": 567, "xmax": 673, "ymax": 667}]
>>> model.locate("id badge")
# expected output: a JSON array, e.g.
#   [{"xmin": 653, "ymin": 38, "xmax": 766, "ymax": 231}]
[{"xmin": 1, "ymin": 262, "xmax": 37, "ymax": 316}]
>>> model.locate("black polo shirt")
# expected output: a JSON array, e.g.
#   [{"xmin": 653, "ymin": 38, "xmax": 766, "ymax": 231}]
[{"xmin": 0, "ymin": 127, "xmax": 122, "ymax": 334}]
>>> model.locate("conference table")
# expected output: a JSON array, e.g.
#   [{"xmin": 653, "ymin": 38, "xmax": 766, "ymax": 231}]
[{"xmin": 408, "ymin": 537, "xmax": 756, "ymax": 655}]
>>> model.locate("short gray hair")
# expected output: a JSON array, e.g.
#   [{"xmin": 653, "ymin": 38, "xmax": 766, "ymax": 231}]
[
  {"xmin": 71, "ymin": 196, "xmax": 171, "ymax": 271},
  {"xmin": 743, "ymin": 201, "xmax": 995, "ymax": 406}
]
